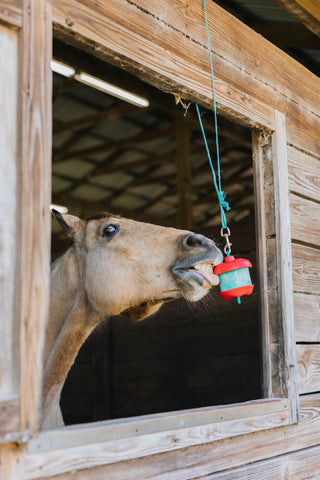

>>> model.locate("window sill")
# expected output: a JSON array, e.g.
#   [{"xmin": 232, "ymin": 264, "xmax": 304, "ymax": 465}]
[{"xmin": 25, "ymin": 398, "xmax": 289, "ymax": 479}]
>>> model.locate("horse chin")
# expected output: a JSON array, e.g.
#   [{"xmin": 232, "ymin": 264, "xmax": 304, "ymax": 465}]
[
  {"xmin": 180, "ymin": 282, "xmax": 213, "ymax": 302},
  {"xmin": 121, "ymin": 301, "xmax": 164, "ymax": 321}
]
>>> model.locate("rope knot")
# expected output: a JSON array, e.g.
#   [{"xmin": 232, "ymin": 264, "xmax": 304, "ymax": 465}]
[{"xmin": 218, "ymin": 191, "xmax": 230, "ymax": 211}]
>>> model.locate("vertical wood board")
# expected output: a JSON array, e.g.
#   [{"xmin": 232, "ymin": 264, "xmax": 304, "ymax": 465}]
[
  {"xmin": 272, "ymin": 111, "xmax": 299, "ymax": 423},
  {"xmin": 18, "ymin": 0, "xmax": 52, "ymax": 433},
  {"xmin": 0, "ymin": 25, "xmax": 19, "ymax": 398}
]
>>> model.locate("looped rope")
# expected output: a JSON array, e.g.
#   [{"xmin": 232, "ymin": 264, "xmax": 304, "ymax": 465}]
[
  {"xmin": 195, "ymin": 0, "xmax": 230, "ymax": 231},
  {"xmin": 195, "ymin": 104, "xmax": 230, "ymax": 229}
]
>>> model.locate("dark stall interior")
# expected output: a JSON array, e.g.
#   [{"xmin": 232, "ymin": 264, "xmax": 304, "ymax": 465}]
[{"xmin": 51, "ymin": 39, "xmax": 261, "ymax": 425}]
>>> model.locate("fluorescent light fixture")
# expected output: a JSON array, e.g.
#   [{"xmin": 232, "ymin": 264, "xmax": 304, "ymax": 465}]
[
  {"xmin": 75, "ymin": 72, "xmax": 149, "ymax": 108},
  {"xmin": 50, "ymin": 204, "xmax": 69, "ymax": 214},
  {"xmin": 51, "ymin": 60, "xmax": 75, "ymax": 78}
]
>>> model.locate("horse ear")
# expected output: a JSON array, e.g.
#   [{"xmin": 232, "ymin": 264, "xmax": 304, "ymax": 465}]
[{"xmin": 51, "ymin": 209, "xmax": 85, "ymax": 240}]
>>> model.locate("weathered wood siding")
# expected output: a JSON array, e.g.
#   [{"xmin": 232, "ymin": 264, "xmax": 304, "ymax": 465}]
[{"xmin": 288, "ymin": 145, "xmax": 320, "ymax": 401}]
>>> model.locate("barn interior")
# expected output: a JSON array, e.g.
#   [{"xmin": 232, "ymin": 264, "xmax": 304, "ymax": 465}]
[{"xmin": 51, "ymin": 38, "xmax": 261, "ymax": 425}]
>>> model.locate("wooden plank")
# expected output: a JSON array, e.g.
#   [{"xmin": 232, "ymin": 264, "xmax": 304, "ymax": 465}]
[
  {"xmin": 0, "ymin": 24, "xmax": 19, "ymax": 406},
  {"xmin": 18, "ymin": 0, "xmax": 52, "ymax": 433},
  {"xmin": 51, "ymin": 0, "xmax": 276, "ymax": 130},
  {"xmin": 290, "ymin": 193, "xmax": 320, "ymax": 247},
  {"xmin": 274, "ymin": 0, "xmax": 320, "ymax": 36},
  {"xmin": 294, "ymin": 292, "xmax": 320, "ymax": 342},
  {"xmin": 0, "ymin": 0, "xmax": 22, "ymax": 28},
  {"xmin": 25, "ymin": 401, "xmax": 289, "ymax": 479},
  {"xmin": 272, "ymin": 111, "xmax": 299, "ymax": 423},
  {"xmin": 297, "ymin": 345, "xmax": 320, "ymax": 394},
  {"xmin": 286, "ymin": 102, "xmax": 320, "ymax": 158},
  {"xmin": 51, "ymin": 0, "xmax": 320, "ymax": 158},
  {"xmin": 70, "ymin": 0, "xmax": 320, "ymax": 115},
  {"xmin": 288, "ymin": 145, "xmax": 320, "ymax": 201},
  {"xmin": 252, "ymin": 130, "xmax": 272, "ymax": 397},
  {"xmin": 292, "ymin": 243, "xmax": 320, "ymax": 295},
  {"xmin": 201, "ymin": 443, "xmax": 320, "ymax": 479},
  {"xmin": 0, "ymin": 444, "xmax": 25, "ymax": 480},
  {"xmin": 0, "ymin": 395, "xmax": 21, "ymax": 444},
  {"xmin": 23, "ymin": 395, "xmax": 320, "ymax": 480}
]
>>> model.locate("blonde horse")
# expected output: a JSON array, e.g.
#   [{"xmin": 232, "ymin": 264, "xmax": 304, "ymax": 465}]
[{"xmin": 43, "ymin": 211, "xmax": 222, "ymax": 429}]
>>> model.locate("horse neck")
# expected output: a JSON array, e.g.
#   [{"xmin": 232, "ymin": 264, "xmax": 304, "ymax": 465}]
[{"xmin": 43, "ymin": 246, "xmax": 100, "ymax": 420}]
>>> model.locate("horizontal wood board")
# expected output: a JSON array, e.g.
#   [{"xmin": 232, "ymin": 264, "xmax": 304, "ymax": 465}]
[
  {"xmin": 26, "ymin": 402, "xmax": 289, "ymax": 479},
  {"xmin": 289, "ymin": 193, "xmax": 320, "ymax": 248},
  {"xmin": 294, "ymin": 292, "xmax": 320, "ymax": 342},
  {"xmin": 201, "ymin": 443, "xmax": 320, "ymax": 479},
  {"xmin": 72, "ymin": 0, "xmax": 320, "ymax": 114},
  {"xmin": 297, "ymin": 344, "xmax": 320, "ymax": 394},
  {"xmin": 288, "ymin": 146, "xmax": 320, "ymax": 201},
  {"xmin": 51, "ymin": 0, "xmax": 320, "ymax": 157},
  {"xmin": 292, "ymin": 243, "xmax": 320, "ymax": 295},
  {"xmin": 0, "ymin": 0, "xmax": 22, "ymax": 27},
  {"xmin": 24, "ymin": 395, "xmax": 320, "ymax": 480}
]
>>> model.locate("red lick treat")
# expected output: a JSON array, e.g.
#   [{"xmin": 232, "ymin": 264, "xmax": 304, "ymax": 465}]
[{"xmin": 213, "ymin": 255, "xmax": 254, "ymax": 302}]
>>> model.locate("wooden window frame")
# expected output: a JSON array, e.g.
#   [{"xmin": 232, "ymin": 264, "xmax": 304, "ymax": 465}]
[{"xmin": 0, "ymin": 0, "xmax": 298, "ymax": 474}]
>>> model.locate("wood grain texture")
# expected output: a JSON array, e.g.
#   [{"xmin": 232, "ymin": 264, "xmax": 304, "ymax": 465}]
[
  {"xmin": 50, "ymin": 0, "xmax": 320, "ymax": 157},
  {"xmin": 201, "ymin": 443, "xmax": 320, "ymax": 479},
  {"xmin": 51, "ymin": 0, "xmax": 276, "ymax": 129},
  {"xmin": 272, "ymin": 111, "xmax": 299, "ymax": 423},
  {"xmin": 0, "ymin": 443, "xmax": 25, "ymax": 480},
  {"xmin": 290, "ymin": 193, "xmax": 320, "ymax": 247},
  {"xmin": 23, "ymin": 395, "xmax": 320, "ymax": 480},
  {"xmin": 0, "ymin": 395, "xmax": 20, "ymax": 444},
  {"xmin": 18, "ymin": 0, "xmax": 52, "ymax": 433},
  {"xmin": 0, "ymin": 0, "xmax": 22, "ymax": 27},
  {"xmin": 25, "ymin": 405, "xmax": 289, "ymax": 479},
  {"xmin": 292, "ymin": 243, "xmax": 320, "ymax": 295},
  {"xmin": 294, "ymin": 292, "xmax": 320, "ymax": 342},
  {"xmin": 252, "ymin": 130, "xmax": 272, "ymax": 397},
  {"xmin": 297, "ymin": 345, "xmax": 320, "ymax": 394},
  {"xmin": 0, "ymin": 24, "xmax": 20, "ymax": 442},
  {"xmin": 288, "ymin": 145, "xmax": 320, "ymax": 200},
  {"xmin": 73, "ymin": 0, "xmax": 320, "ymax": 115}
]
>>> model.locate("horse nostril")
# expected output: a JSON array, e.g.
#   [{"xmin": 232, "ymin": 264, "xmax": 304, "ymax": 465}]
[{"xmin": 183, "ymin": 233, "xmax": 207, "ymax": 248}]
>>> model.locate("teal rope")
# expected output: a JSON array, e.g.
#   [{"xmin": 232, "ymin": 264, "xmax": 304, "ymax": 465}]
[{"xmin": 196, "ymin": 0, "xmax": 230, "ymax": 229}]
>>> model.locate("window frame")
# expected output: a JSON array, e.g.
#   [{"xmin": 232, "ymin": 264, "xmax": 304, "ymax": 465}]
[{"xmin": 13, "ymin": 0, "xmax": 298, "ymax": 475}]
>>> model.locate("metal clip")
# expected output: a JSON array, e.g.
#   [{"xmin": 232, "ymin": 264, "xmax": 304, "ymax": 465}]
[{"xmin": 221, "ymin": 227, "xmax": 232, "ymax": 255}]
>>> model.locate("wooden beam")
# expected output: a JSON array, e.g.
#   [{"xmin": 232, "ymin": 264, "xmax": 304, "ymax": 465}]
[
  {"xmin": 53, "ymin": 103, "xmax": 139, "ymax": 135},
  {"xmin": 53, "ymin": 126, "xmax": 173, "ymax": 164},
  {"xmin": 274, "ymin": 0, "xmax": 320, "ymax": 37},
  {"xmin": 18, "ymin": 0, "xmax": 52, "ymax": 434},
  {"xmin": 0, "ymin": 0, "xmax": 22, "ymax": 28},
  {"xmin": 51, "ymin": 194, "xmax": 176, "ymax": 227}
]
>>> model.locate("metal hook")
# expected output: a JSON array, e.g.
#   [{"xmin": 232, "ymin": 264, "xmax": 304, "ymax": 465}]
[{"xmin": 220, "ymin": 227, "xmax": 232, "ymax": 255}]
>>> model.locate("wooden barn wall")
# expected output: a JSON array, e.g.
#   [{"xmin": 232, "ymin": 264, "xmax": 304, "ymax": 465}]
[{"xmin": 0, "ymin": 0, "xmax": 320, "ymax": 478}]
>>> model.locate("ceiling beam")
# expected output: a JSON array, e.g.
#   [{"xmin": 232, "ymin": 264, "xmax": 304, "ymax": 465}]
[{"xmin": 274, "ymin": 0, "xmax": 320, "ymax": 37}]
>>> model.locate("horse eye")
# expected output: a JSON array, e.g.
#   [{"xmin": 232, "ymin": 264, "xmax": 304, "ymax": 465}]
[{"xmin": 102, "ymin": 224, "xmax": 119, "ymax": 238}]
